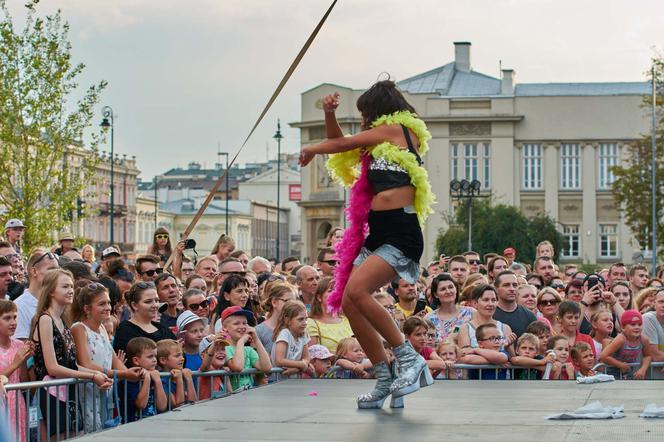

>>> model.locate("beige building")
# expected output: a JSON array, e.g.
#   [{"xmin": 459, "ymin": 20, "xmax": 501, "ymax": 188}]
[{"xmin": 292, "ymin": 42, "xmax": 651, "ymax": 266}]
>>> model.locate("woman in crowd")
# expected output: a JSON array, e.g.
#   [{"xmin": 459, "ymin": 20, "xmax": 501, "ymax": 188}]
[
  {"xmin": 212, "ymin": 275, "xmax": 257, "ymax": 330},
  {"xmin": 71, "ymin": 283, "xmax": 144, "ymax": 432},
  {"xmin": 516, "ymin": 284, "xmax": 539, "ymax": 316},
  {"xmin": 211, "ymin": 234, "xmax": 235, "ymax": 263},
  {"xmin": 326, "ymin": 227, "xmax": 344, "ymax": 249},
  {"xmin": 425, "ymin": 273, "xmax": 473, "ymax": 343},
  {"xmin": 536, "ymin": 288, "xmax": 562, "ymax": 333},
  {"xmin": 30, "ymin": 269, "xmax": 112, "ymax": 439},
  {"xmin": 609, "ymin": 281, "xmax": 631, "ymax": 311},
  {"xmin": 486, "ymin": 256, "xmax": 508, "ymax": 282},
  {"xmin": 113, "ymin": 281, "xmax": 176, "ymax": 354},
  {"xmin": 256, "ymin": 282, "xmax": 298, "ymax": 357},
  {"xmin": 81, "ymin": 244, "xmax": 98, "ymax": 272},
  {"xmin": 147, "ymin": 227, "xmax": 173, "ymax": 265},
  {"xmin": 105, "ymin": 258, "xmax": 134, "ymax": 323},
  {"xmin": 299, "ymin": 82, "xmax": 436, "ymax": 408},
  {"xmin": 307, "ymin": 277, "xmax": 353, "ymax": 353}
]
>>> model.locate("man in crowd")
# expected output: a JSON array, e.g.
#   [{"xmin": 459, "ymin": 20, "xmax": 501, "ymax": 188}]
[
  {"xmin": 54, "ymin": 232, "xmax": 76, "ymax": 256},
  {"xmin": 448, "ymin": 255, "xmax": 470, "ymax": 287},
  {"xmin": 493, "ymin": 270, "xmax": 536, "ymax": 338},
  {"xmin": 503, "ymin": 247, "xmax": 517, "ymax": 266},
  {"xmin": 180, "ymin": 257, "xmax": 196, "ymax": 281},
  {"xmin": 0, "ymin": 257, "xmax": 13, "ymax": 299},
  {"xmin": 15, "ymin": 250, "xmax": 59, "ymax": 340},
  {"xmin": 135, "ymin": 254, "xmax": 162, "ymax": 282},
  {"xmin": 0, "ymin": 241, "xmax": 23, "ymax": 288},
  {"xmin": 100, "ymin": 246, "xmax": 121, "ymax": 274},
  {"xmin": 607, "ymin": 262, "xmax": 627, "ymax": 287},
  {"xmin": 393, "ymin": 277, "xmax": 431, "ymax": 318},
  {"xmin": 4, "ymin": 218, "xmax": 25, "ymax": 255},
  {"xmin": 295, "ymin": 265, "xmax": 319, "ymax": 308},
  {"xmin": 195, "ymin": 256, "xmax": 218, "ymax": 292},
  {"xmin": 463, "ymin": 251, "xmax": 481, "ymax": 275},
  {"xmin": 533, "ymin": 255, "xmax": 556, "ymax": 286},
  {"xmin": 282, "ymin": 256, "xmax": 301, "ymax": 275},
  {"xmin": 247, "ymin": 256, "xmax": 271, "ymax": 275},
  {"xmin": 155, "ymin": 272, "xmax": 182, "ymax": 332},
  {"xmin": 629, "ymin": 264, "xmax": 649, "ymax": 295},
  {"xmin": 643, "ymin": 289, "xmax": 664, "ymax": 379},
  {"xmin": 316, "ymin": 247, "xmax": 337, "ymax": 277},
  {"xmin": 218, "ymin": 257, "xmax": 246, "ymax": 288},
  {"xmin": 563, "ymin": 264, "xmax": 578, "ymax": 283}
]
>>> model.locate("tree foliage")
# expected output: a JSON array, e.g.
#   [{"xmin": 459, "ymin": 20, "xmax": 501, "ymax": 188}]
[
  {"xmin": 611, "ymin": 56, "xmax": 664, "ymax": 258},
  {"xmin": 435, "ymin": 197, "xmax": 564, "ymax": 266},
  {"xmin": 0, "ymin": 0, "xmax": 106, "ymax": 251}
]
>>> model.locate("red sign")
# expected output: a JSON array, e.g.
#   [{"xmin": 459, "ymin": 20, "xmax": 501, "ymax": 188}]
[{"xmin": 289, "ymin": 184, "xmax": 302, "ymax": 201}]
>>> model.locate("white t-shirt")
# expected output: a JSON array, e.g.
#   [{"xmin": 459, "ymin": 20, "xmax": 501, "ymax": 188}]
[
  {"xmin": 270, "ymin": 328, "xmax": 309, "ymax": 365},
  {"xmin": 642, "ymin": 311, "xmax": 664, "ymax": 380},
  {"xmin": 14, "ymin": 290, "xmax": 37, "ymax": 340}
]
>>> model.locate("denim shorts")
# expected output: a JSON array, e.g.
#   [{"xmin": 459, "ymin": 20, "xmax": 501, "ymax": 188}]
[{"xmin": 353, "ymin": 244, "xmax": 420, "ymax": 283}]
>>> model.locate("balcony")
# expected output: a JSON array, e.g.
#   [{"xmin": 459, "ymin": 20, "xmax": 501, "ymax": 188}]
[{"xmin": 96, "ymin": 202, "xmax": 128, "ymax": 216}]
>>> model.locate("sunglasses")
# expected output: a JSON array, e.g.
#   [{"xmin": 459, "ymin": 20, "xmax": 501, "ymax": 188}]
[
  {"xmin": 188, "ymin": 299, "xmax": 209, "ymax": 310},
  {"xmin": 479, "ymin": 336, "xmax": 503, "ymax": 343},
  {"xmin": 155, "ymin": 234, "xmax": 169, "ymax": 240},
  {"xmin": 321, "ymin": 260, "xmax": 338, "ymax": 266},
  {"xmin": 468, "ymin": 259, "xmax": 481, "ymax": 265},
  {"xmin": 550, "ymin": 283, "xmax": 565, "ymax": 290},
  {"xmin": 33, "ymin": 252, "xmax": 56, "ymax": 266},
  {"xmin": 141, "ymin": 268, "xmax": 163, "ymax": 277},
  {"xmin": 539, "ymin": 299, "xmax": 560, "ymax": 306}
]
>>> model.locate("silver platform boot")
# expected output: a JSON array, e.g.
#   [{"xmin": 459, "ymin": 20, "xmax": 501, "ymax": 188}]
[
  {"xmin": 357, "ymin": 361, "xmax": 403, "ymax": 409},
  {"xmin": 390, "ymin": 341, "xmax": 433, "ymax": 398}
]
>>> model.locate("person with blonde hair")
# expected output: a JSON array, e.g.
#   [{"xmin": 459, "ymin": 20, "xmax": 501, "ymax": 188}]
[
  {"xmin": 81, "ymin": 244, "xmax": 98, "ymax": 272},
  {"xmin": 635, "ymin": 287, "xmax": 660, "ymax": 313},
  {"xmin": 211, "ymin": 234, "xmax": 235, "ymax": 263}
]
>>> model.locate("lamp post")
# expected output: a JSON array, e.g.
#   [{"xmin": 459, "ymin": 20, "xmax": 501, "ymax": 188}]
[
  {"xmin": 153, "ymin": 176, "xmax": 158, "ymax": 230},
  {"xmin": 100, "ymin": 106, "xmax": 114, "ymax": 245},
  {"xmin": 651, "ymin": 65, "xmax": 658, "ymax": 275},
  {"xmin": 449, "ymin": 179, "xmax": 483, "ymax": 251},
  {"xmin": 218, "ymin": 151, "xmax": 230, "ymax": 234},
  {"xmin": 273, "ymin": 119, "xmax": 283, "ymax": 261}
]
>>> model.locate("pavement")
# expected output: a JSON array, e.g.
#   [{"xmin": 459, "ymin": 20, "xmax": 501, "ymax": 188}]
[{"xmin": 76, "ymin": 379, "xmax": 664, "ymax": 441}]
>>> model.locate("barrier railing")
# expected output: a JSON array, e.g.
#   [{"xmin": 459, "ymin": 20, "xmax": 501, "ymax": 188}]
[
  {"xmin": 2, "ymin": 361, "xmax": 662, "ymax": 441},
  {"xmin": 592, "ymin": 361, "xmax": 664, "ymax": 380}
]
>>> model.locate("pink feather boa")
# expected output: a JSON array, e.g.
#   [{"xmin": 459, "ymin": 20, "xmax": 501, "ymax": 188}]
[{"xmin": 327, "ymin": 153, "xmax": 373, "ymax": 315}]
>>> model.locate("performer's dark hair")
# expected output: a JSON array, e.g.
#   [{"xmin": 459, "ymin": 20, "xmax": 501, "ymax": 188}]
[{"xmin": 356, "ymin": 80, "xmax": 416, "ymax": 129}]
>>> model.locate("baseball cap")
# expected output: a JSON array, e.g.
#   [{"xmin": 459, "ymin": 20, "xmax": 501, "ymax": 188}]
[
  {"xmin": 101, "ymin": 247, "xmax": 121, "ymax": 259},
  {"xmin": 5, "ymin": 219, "xmax": 25, "ymax": 229},
  {"xmin": 59, "ymin": 232, "xmax": 74, "ymax": 242},
  {"xmin": 309, "ymin": 344, "xmax": 334, "ymax": 361},
  {"xmin": 176, "ymin": 310, "xmax": 204, "ymax": 331},
  {"xmin": 620, "ymin": 309, "xmax": 643, "ymax": 327},
  {"xmin": 503, "ymin": 247, "xmax": 516, "ymax": 256},
  {"xmin": 221, "ymin": 305, "xmax": 254, "ymax": 324},
  {"xmin": 199, "ymin": 334, "xmax": 230, "ymax": 355}
]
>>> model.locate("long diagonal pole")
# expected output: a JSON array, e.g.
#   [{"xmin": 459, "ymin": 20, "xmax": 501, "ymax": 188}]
[
  {"xmin": 163, "ymin": 0, "xmax": 338, "ymax": 271},
  {"xmin": 652, "ymin": 65, "xmax": 658, "ymax": 275}
]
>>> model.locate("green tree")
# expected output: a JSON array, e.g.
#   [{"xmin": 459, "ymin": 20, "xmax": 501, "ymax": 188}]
[
  {"xmin": 435, "ymin": 197, "xmax": 564, "ymax": 266},
  {"xmin": 0, "ymin": 0, "xmax": 106, "ymax": 251},
  {"xmin": 611, "ymin": 56, "xmax": 664, "ymax": 259}
]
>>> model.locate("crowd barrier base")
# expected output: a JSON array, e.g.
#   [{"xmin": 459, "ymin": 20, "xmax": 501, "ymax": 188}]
[{"xmin": 2, "ymin": 362, "xmax": 663, "ymax": 441}]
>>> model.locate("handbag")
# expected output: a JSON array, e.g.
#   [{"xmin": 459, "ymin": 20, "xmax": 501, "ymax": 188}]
[{"xmin": 102, "ymin": 371, "xmax": 121, "ymax": 428}]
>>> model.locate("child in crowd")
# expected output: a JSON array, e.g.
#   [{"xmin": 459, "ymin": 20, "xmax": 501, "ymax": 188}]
[
  {"xmin": 198, "ymin": 334, "xmax": 231, "ymax": 399},
  {"xmin": 600, "ymin": 310, "xmax": 652, "ymax": 379},
  {"xmin": 157, "ymin": 339, "xmax": 196, "ymax": 408},
  {"xmin": 460, "ymin": 323, "xmax": 509, "ymax": 380},
  {"xmin": 436, "ymin": 340, "xmax": 463, "ymax": 380},
  {"xmin": 590, "ymin": 310, "xmax": 614, "ymax": 359},
  {"xmin": 176, "ymin": 310, "xmax": 206, "ymax": 372},
  {"xmin": 124, "ymin": 337, "xmax": 168, "ymax": 422},
  {"xmin": 334, "ymin": 337, "xmax": 373, "ymax": 379},
  {"xmin": 223, "ymin": 306, "xmax": 272, "ymax": 391},
  {"xmin": 525, "ymin": 321, "xmax": 551, "ymax": 357},
  {"xmin": 425, "ymin": 320, "xmax": 437, "ymax": 348},
  {"xmin": 403, "ymin": 316, "xmax": 448, "ymax": 378},
  {"xmin": 510, "ymin": 333, "xmax": 554, "ymax": 380},
  {"xmin": 271, "ymin": 301, "xmax": 312, "ymax": 377},
  {"xmin": 0, "ymin": 299, "xmax": 33, "ymax": 442},
  {"xmin": 307, "ymin": 344, "xmax": 335, "ymax": 378},
  {"xmin": 546, "ymin": 336, "xmax": 575, "ymax": 380},
  {"xmin": 571, "ymin": 342, "xmax": 597, "ymax": 377},
  {"xmin": 557, "ymin": 301, "xmax": 596, "ymax": 360}
]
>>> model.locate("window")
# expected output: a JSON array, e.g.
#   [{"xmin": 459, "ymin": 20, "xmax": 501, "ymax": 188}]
[
  {"xmin": 598, "ymin": 143, "xmax": 619, "ymax": 189},
  {"xmin": 450, "ymin": 142, "xmax": 490, "ymax": 188},
  {"xmin": 561, "ymin": 224, "xmax": 580, "ymax": 258},
  {"xmin": 599, "ymin": 224, "xmax": 618, "ymax": 258},
  {"xmin": 560, "ymin": 143, "xmax": 580, "ymax": 189},
  {"xmin": 522, "ymin": 144, "xmax": 542, "ymax": 190}
]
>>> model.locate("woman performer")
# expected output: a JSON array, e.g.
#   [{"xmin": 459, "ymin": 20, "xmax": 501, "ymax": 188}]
[{"xmin": 299, "ymin": 80, "xmax": 436, "ymax": 409}]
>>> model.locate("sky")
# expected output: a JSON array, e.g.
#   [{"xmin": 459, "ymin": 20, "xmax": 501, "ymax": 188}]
[{"xmin": 5, "ymin": 0, "xmax": 663, "ymax": 181}]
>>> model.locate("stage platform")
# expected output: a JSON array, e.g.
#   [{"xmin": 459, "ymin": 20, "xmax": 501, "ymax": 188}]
[{"xmin": 78, "ymin": 380, "xmax": 663, "ymax": 441}]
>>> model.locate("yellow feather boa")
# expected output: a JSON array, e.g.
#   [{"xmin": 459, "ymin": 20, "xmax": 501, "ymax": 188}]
[{"xmin": 325, "ymin": 111, "xmax": 436, "ymax": 227}]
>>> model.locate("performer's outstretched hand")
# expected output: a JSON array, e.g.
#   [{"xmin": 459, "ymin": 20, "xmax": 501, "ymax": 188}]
[
  {"xmin": 322, "ymin": 92, "xmax": 340, "ymax": 113},
  {"xmin": 299, "ymin": 147, "xmax": 315, "ymax": 167}
]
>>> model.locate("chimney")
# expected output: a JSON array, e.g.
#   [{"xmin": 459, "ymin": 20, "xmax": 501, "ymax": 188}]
[
  {"xmin": 501, "ymin": 69, "xmax": 515, "ymax": 95},
  {"xmin": 454, "ymin": 42, "xmax": 471, "ymax": 73}
]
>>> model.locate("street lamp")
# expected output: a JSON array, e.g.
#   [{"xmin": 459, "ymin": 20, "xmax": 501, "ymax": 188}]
[
  {"xmin": 650, "ymin": 65, "xmax": 658, "ymax": 275},
  {"xmin": 449, "ymin": 179, "xmax": 484, "ymax": 251},
  {"xmin": 273, "ymin": 119, "xmax": 284, "ymax": 261},
  {"xmin": 218, "ymin": 151, "xmax": 230, "ymax": 235},
  {"xmin": 100, "ymin": 106, "xmax": 114, "ymax": 245}
]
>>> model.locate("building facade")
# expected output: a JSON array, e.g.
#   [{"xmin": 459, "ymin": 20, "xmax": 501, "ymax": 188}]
[{"xmin": 292, "ymin": 42, "xmax": 651, "ymax": 265}]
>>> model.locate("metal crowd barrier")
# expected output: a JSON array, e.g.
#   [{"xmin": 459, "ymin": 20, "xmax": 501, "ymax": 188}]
[
  {"xmin": 591, "ymin": 361, "xmax": 664, "ymax": 380},
  {"xmin": 2, "ymin": 362, "xmax": 662, "ymax": 441}
]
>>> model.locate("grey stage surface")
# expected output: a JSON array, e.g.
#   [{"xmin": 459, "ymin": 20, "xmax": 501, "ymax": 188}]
[{"xmin": 78, "ymin": 380, "xmax": 664, "ymax": 441}]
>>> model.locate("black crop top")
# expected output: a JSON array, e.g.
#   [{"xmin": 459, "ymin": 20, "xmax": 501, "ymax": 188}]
[{"xmin": 367, "ymin": 125, "xmax": 423, "ymax": 194}]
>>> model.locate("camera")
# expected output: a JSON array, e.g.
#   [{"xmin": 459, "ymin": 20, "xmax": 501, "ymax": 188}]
[{"xmin": 184, "ymin": 239, "xmax": 196, "ymax": 250}]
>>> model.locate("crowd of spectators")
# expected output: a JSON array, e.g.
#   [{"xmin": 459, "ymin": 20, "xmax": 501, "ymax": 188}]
[{"xmin": 1, "ymin": 218, "xmax": 664, "ymax": 440}]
